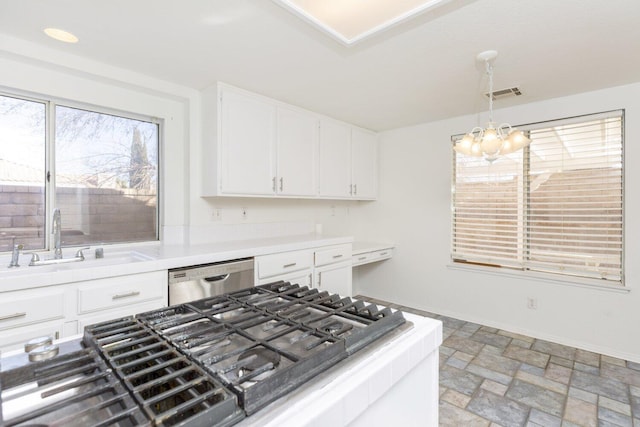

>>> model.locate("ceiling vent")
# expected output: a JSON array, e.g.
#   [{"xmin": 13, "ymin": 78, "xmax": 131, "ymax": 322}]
[{"xmin": 485, "ymin": 86, "xmax": 522, "ymax": 100}]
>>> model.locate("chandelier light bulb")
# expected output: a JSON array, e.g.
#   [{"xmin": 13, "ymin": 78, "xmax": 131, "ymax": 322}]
[
  {"xmin": 453, "ymin": 133, "xmax": 475, "ymax": 155},
  {"xmin": 470, "ymin": 142, "xmax": 482, "ymax": 156},
  {"xmin": 480, "ymin": 127, "xmax": 501, "ymax": 155},
  {"xmin": 507, "ymin": 129, "xmax": 530, "ymax": 150}
]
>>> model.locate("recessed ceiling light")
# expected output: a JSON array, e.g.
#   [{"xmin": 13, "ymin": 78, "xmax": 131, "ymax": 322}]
[
  {"xmin": 273, "ymin": 0, "xmax": 451, "ymax": 46},
  {"xmin": 43, "ymin": 28, "xmax": 79, "ymax": 43}
]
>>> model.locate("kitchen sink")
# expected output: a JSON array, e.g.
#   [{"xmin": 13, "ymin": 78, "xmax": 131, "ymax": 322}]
[
  {"xmin": 0, "ymin": 249, "xmax": 155, "ymax": 276},
  {"xmin": 79, "ymin": 249, "xmax": 155, "ymax": 265}
]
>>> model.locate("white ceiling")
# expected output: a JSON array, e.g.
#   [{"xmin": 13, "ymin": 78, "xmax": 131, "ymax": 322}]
[{"xmin": 0, "ymin": 0, "xmax": 639, "ymax": 131}]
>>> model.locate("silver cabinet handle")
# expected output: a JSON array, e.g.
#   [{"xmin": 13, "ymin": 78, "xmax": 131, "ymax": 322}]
[
  {"xmin": 112, "ymin": 291, "xmax": 141, "ymax": 300},
  {"xmin": 380, "ymin": 252, "xmax": 388, "ymax": 256},
  {"xmin": 358, "ymin": 256, "xmax": 367, "ymax": 261},
  {"xmin": 283, "ymin": 262, "xmax": 297, "ymax": 268},
  {"xmin": 272, "ymin": 176, "xmax": 277, "ymax": 192},
  {"xmin": 332, "ymin": 254, "xmax": 343, "ymax": 259},
  {"xmin": 354, "ymin": 184, "xmax": 357, "ymax": 195},
  {"xmin": 279, "ymin": 177, "xmax": 284, "ymax": 192},
  {"xmin": 349, "ymin": 184, "xmax": 353, "ymax": 195},
  {"xmin": 0, "ymin": 312, "xmax": 27, "ymax": 322}
]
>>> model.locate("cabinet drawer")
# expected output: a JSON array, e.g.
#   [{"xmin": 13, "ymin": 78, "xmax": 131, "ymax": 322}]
[
  {"xmin": 257, "ymin": 269, "xmax": 313, "ymax": 287},
  {"xmin": 0, "ymin": 321, "xmax": 64, "ymax": 353},
  {"xmin": 0, "ymin": 289, "xmax": 65, "ymax": 331},
  {"xmin": 352, "ymin": 252, "xmax": 371, "ymax": 266},
  {"xmin": 370, "ymin": 248, "xmax": 393, "ymax": 262},
  {"xmin": 352, "ymin": 248, "xmax": 393, "ymax": 266},
  {"xmin": 78, "ymin": 271, "xmax": 166, "ymax": 314},
  {"xmin": 315, "ymin": 244, "xmax": 352, "ymax": 267},
  {"xmin": 78, "ymin": 299, "xmax": 166, "ymax": 332},
  {"xmin": 256, "ymin": 250, "xmax": 312, "ymax": 279}
]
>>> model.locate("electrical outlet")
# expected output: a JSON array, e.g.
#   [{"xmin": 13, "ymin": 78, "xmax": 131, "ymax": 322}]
[
  {"xmin": 210, "ymin": 209, "xmax": 222, "ymax": 222},
  {"xmin": 330, "ymin": 205, "xmax": 336, "ymax": 216},
  {"xmin": 526, "ymin": 297, "xmax": 538, "ymax": 310},
  {"xmin": 241, "ymin": 207, "xmax": 248, "ymax": 220}
]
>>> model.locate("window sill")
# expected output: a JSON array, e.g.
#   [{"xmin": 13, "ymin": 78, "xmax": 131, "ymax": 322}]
[{"xmin": 447, "ymin": 262, "xmax": 630, "ymax": 294}]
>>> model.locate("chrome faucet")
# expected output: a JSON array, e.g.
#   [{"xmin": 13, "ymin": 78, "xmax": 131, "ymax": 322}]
[
  {"xmin": 8, "ymin": 237, "xmax": 23, "ymax": 267},
  {"xmin": 52, "ymin": 208, "xmax": 62, "ymax": 259}
]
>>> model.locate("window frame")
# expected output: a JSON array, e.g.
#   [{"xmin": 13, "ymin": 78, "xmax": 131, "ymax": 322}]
[
  {"xmin": 0, "ymin": 88, "xmax": 162, "ymax": 253},
  {"xmin": 450, "ymin": 110, "xmax": 625, "ymax": 288}
]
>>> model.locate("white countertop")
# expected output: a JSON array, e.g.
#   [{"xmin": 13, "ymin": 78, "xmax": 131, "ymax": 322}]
[{"xmin": 0, "ymin": 234, "xmax": 353, "ymax": 292}]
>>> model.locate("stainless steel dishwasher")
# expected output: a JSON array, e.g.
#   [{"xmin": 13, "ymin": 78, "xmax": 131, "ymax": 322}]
[{"xmin": 168, "ymin": 258, "xmax": 254, "ymax": 305}]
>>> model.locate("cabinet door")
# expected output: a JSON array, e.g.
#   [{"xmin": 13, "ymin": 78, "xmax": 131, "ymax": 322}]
[
  {"xmin": 276, "ymin": 107, "xmax": 318, "ymax": 196},
  {"xmin": 351, "ymin": 127, "xmax": 378, "ymax": 199},
  {"xmin": 220, "ymin": 89, "xmax": 276, "ymax": 195},
  {"xmin": 314, "ymin": 261, "xmax": 352, "ymax": 296},
  {"xmin": 318, "ymin": 119, "xmax": 352, "ymax": 198}
]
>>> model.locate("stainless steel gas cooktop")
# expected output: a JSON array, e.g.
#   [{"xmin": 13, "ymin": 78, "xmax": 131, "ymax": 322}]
[{"xmin": 1, "ymin": 281, "xmax": 406, "ymax": 426}]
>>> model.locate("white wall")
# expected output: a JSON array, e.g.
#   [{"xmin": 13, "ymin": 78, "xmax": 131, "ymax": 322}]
[
  {"xmin": 6, "ymin": 35, "xmax": 639, "ymax": 361},
  {"xmin": 351, "ymin": 82, "xmax": 640, "ymax": 362}
]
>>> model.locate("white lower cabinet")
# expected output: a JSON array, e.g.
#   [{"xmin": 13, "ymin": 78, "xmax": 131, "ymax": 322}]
[
  {"xmin": 255, "ymin": 249, "xmax": 313, "ymax": 283},
  {"xmin": 313, "ymin": 261, "xmax": 352, "ymax": 296},
  {"xmin": 255, "ymin": 243, "xmax": 353, "ymax": 295},
  {"xmin": 77, "ymin": 271, "xmax": 167, "ymax": 314},
  {"xmin": 313, "ymin": 243, "xmax": 353, "ymax": 296},
  {"xmin": 0, "ymin": 287, "xmax": 67, "ymax": 353},
  {"xmin": 75, "ymin": 271, "xmax": 167, "ymax": 330},
  {"xmin": 0, "ymin": 271, "xmax": 167, "ymax": 353}
]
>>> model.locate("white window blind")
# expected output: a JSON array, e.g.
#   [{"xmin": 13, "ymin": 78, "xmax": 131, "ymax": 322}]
[{"xmin": 452, "ymin": 110, "xmax": 624, "ymax": 284}]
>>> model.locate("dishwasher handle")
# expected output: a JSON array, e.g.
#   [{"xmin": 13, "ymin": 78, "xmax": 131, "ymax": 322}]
[{"xmin": 204, "ymin": 274, "xmax": 231, "ymax": 283}]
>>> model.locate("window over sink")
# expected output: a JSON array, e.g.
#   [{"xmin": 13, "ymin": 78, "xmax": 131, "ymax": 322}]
[
  {"xmin": 451, "ymin": 110, "xmax": 624, "ymax": 285},
  {"xmin": 0, "ymin": 92, "xmax": 160, "ymax": 253}
]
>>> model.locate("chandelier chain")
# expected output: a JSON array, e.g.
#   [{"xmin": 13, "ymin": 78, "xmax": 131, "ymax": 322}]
[{"xmin": 486, "ymin": 60, "xmax": 494, "ymax": 123}]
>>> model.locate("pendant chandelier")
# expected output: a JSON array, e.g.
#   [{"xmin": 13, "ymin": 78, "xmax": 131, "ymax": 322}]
[{"xmin": 453, "ymin": 50, "xmax": 530, "ymax": 162}]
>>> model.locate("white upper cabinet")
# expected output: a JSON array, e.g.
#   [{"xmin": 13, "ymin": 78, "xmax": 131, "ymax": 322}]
[
  {"xmin": 319, "ymin": 119, "xmax": 352, "ymax": 198},
  {"xmin": 219, "ymin": 88, "xmax": 276, "ymax": 195},
  {"xmin": 351, "ymin": 127, "xmax": 378, "ymax": 200},
  {"xmin": 319, "ymin": 118, "xmax": 378, "ymax": 200},
  {"xmin": 276, "ymin": 107, "xmax": 318, "ymax": 197},
  {"xmin": 203, "ymin": 83, "xmax": 377, "ymax": 200}
]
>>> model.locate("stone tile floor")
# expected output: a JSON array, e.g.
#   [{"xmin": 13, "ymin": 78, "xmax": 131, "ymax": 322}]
[{"xmin": 356, "ymin": 295, "xmax": 640, "ymax": 427}]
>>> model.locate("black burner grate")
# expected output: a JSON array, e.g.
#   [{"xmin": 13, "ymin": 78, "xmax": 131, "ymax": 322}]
[
  {"xmin": 84, "ymin": 318, "xmax": 244, "ymax": 427},
  {"xmin": 132, "ymin": 282, "xmax": 405, "ymax": 414}
]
